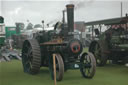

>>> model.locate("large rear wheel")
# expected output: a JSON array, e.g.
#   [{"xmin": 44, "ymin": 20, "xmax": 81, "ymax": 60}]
[
  {"xmin": 89, "ymin": 42, "xmax": 108, "ymax": 66},
  {"xmin": 22, "ymin": 39, "xmax": 41, "ymax": 74}
]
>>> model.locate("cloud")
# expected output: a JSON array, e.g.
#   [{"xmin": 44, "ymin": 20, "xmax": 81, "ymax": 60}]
[
  {"xmin": 9, "ymin": 7, "xmax": 22, "ymax": 15},
  {"xmin": 1, "ymin": 0, "xmax": 128, "ymax": 26}
]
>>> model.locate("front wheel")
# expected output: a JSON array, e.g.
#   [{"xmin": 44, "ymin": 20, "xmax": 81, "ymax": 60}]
[
  {"xmin": 49, "ymin": 53, "xmax": 64, "ymax": 81},
  {"xmin": 80, "ymin": 52, "xmax": 96, "ymax": 78}
]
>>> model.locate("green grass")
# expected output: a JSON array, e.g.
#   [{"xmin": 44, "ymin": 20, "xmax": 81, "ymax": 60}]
[
  {"xmin": 0, "ymin": 60, "xmax": 128, "ymax": 85},
  {"xmin": 0, "ymin": 48, "xmax": 128, "ymax": 85}
]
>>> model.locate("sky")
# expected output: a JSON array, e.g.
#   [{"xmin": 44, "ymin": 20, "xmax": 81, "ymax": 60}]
[{"xmin": 0, "ymin": 0, "xmax": 128, "ymax": 26}]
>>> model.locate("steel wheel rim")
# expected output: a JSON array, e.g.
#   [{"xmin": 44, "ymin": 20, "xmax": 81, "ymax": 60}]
[
  {"xmin": 22, "ymin": 39, "xmax": 41, "ymax": 74},
  {"xmin": 80, "ymin": 52, "xmax": 96, "ymax": 78}
]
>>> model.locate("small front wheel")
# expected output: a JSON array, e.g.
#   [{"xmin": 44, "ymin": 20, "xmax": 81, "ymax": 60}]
[
  {"xmin": 49, "ymin": 53, "xmax": 64, "ymax": 81},
  {"xmin": 80, "ymin": 52, "xmax": 96, "ymax": 78}
]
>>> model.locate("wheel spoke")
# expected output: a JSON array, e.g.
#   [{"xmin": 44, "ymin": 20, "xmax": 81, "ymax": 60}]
[
  {"xmin": 28, "ymin": 47, "xmax": 32, "ymax": 55},
  {"xmin": 85, "ymin": 69, "xmax": 88, "ymax": 74},
  {"xmin": 88, "ymin": 68, "xmax": 91, "ymax": 73}
]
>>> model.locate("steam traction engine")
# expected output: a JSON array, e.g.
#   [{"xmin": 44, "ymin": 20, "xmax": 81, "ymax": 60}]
[
  {"xmin": 89, "ymin": 15, "xmax": 128, "ymax": 66},
  {"xmin": 22, "ymin": 4, "xmax": 96, "ymax": 81}
]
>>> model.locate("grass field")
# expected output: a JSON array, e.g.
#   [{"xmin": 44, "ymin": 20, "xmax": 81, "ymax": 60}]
[
  {"xmin": 0, "ymin": 48, "xmax": 128, "ymax": 85},
  {"xmin": 0, "ymin": 60, "xmax": 128, "ymax": 85}
]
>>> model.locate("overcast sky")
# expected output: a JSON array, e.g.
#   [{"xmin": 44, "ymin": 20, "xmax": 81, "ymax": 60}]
[{"xmin": 0, "ymin": 0, "xmax": 128, "ymax": 26}]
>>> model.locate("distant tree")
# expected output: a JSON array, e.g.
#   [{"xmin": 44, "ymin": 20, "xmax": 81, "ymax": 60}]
[{"xmin": 26, "ymin": 23, "xmax": 33, "ymax": 30}]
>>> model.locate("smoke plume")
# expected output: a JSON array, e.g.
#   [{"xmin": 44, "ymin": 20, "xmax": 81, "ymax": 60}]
[
  {"xmin": 48, "ymin": 0, "xmax": 94, "ymax": 25},
  {"xmin": 70, "ymin": 0, "xmax": 94, "ymax": 10}
]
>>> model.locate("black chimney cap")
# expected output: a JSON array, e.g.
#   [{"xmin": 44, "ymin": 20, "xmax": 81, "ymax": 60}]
[{"xmin": 66, "ymin": 4, "xmax": 74, "ymax": 8}]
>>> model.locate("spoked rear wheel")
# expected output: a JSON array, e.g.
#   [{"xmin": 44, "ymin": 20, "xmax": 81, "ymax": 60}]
[
  {"xmin": 49, "ymin": 53, "xmax": 64, "ymax": 81},
  {"xmin": 80, "ymin": 52, "xmax": 96, "ymax": 78},
  {"xmin": 89, "ymin": 42, "xmax": 108, "ymax": 66},
  {"xmin": 22, "ymin": 39, "xmax": 41, "ymax": 74}
]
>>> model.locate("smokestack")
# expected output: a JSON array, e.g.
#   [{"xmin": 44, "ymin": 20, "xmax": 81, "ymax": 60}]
[
  {"xmin": 62, "ymin": 10, "xmax": 65, "ymax": 24},
  {"xmin": 66, "ymin": 4, "xmax": 74, "ymax": 32}
]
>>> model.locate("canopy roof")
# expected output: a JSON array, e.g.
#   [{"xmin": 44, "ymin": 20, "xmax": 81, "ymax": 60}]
[{"xmin": 85, "ymin": 16, "xmax": 128, "ymax": 26}]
